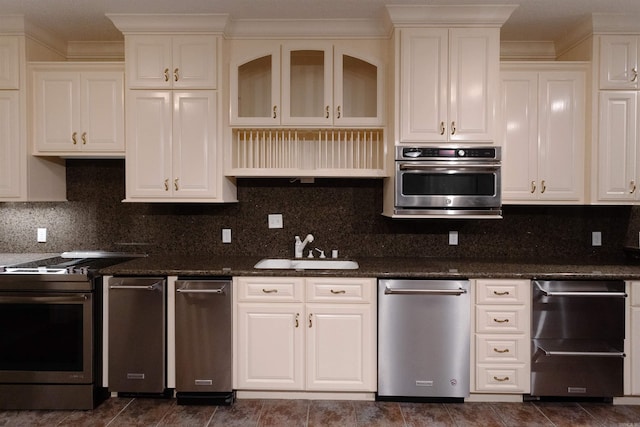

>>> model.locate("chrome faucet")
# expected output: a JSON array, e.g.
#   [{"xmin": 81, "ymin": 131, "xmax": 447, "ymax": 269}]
[{"xmin": 294, "ymin": 234, "xmax": 314, "ymax": 258}]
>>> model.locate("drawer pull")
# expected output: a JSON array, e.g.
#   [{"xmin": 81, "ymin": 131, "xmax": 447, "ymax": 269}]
[
  {"xmin": 493, "ymin": 318, "xmax": 510, "ymax": 323},
  {"xmin": 493, "ymin": 376, "xmax": 510, "ymax": 382},
  {"xmin": 493, "ymin": 290, "xmax": 510, "ymax": 296},
  {"xmin": 262, "ymin": 288, "xmax": 278, "ymax": 294},
  {"xmin": 330, "ymin": 289, "xmax": 346, "ymax": 294},
  {"xmin": 493, "ymin": 347, "xmax": 510, "ymax": 354}
]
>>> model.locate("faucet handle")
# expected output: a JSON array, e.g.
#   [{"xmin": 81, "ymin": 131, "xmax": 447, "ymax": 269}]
[
  {"xmin": 314, "ymin": 248, "xmax": 326, "ymax": 258},
  {"xmin": 308, "ymin": 250, "xmax": 314, "ymax": 258}
]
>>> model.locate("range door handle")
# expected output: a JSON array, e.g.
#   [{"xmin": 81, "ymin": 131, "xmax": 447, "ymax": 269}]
[
  {"xmin": 384, "ymin": 286, "xmax": 467, "ymax": 296},
  {"xmin": 534, "ymin": 282, "xmax": 627, "ymax": 298}
]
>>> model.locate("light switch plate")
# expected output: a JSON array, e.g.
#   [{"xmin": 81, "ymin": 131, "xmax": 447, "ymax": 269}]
[
  {"xmin": 222, "ymin": 228, "xmax": 232, "ymax": 243},
  {"xmin": 37, "ymin": 227, "xmax": 47, "ymax": 243},
  {"xmin": 449, "ymin": 230, "xmax": 458, "ymax": 246},
  {"xmin": 268, "ymin": 214, "xmax": 283, "ymax": 229},
  {"xmin": 592, "ymin": 231, "xmax": 602, "ymax": 246}
]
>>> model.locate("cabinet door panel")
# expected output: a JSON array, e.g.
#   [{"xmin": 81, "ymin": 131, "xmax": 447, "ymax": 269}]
[
  {"xmin": 82, "ymin": 72, "xmax": 124, "ymax": 151},
  {"xmin": 126, "ymin": 35, "xmax": 173, "ymax": 89},
  {"xmin": 126, "ymin": 91, "xmax": 172, "ymax": 198},
  {"xmin": 236, "ymin": 304, "xmax": 304, "ymax": 390},
  {"xmin": 231, "ymin": 50, "xmax": 281, "ymax": 125},
  {"xmin": 172, "ymin": 91, "xmax": 217, "ymax": 198},
  {"xmin": 172, "ymin": 35, "xmax": 217, "ymax": 89},
  {"xmin": 400, "ymin": 28, "xmax": 448, "ymax": 142},
  {"xmin": 537, "ymin": 72, "xmax": 585, "ymax": 201},
  {"xmin": 0, "ymin": 36, "xmax": 19, "ymax": 89},
  {"xmin": 306, "ymin": 304, "xmax": 375, "ymax": 391},
  {"xmin": 33, "ymin": 71, "xmax": 80, "ymax": 151},
  {"xmin": 0, "ymin": 91, "xmax": 20, "ymax": 197},
  {"xmin": 449, "ymin": 28, "xmax": 498, "ymax": 142},
  {"xmin": 334, "ymin": 50, "xmax": 383, "ymax": 126},
  {"xmin": 600, "ymin": 36, "xmax": 638, "ymax": 90},
  {"xmin": 501, "ymin": 72, "xmax": 538, "ymax": 201},
  {"xmin": 598, "ymin": 91, "xmax": 637, "ymax": 201}
]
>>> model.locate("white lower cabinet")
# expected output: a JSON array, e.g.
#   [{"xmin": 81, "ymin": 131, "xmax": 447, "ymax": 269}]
[
  {"xmin": 234, "ymin": 276, "xmax": 376, "ymax": 392},
  {"xmin": 473, "ymin": 279, "xmax": 531, "ymax": 394}
]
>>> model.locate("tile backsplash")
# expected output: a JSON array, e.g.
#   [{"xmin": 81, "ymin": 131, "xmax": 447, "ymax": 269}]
[{"xmin": 0, "ymin": 159, "xmax": 634, "ymax": 262}]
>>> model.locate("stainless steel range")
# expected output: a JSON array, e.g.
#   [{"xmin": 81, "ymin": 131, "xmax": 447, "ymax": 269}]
[{"xmin": 0, "ymin": 251, "xmax": 143, "ymax": 410}]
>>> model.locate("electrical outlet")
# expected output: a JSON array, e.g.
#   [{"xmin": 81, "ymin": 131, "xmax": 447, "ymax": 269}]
[
  {"xmin": 592, "ymin": 231, "xmax": 602, "ymax": 246},
  {"xmin": 268, "ymin": 214, "xmax": 283, "ymax": 229},
  {"xmin": 37, "ymin": 228, "xmax": 47, "ymax": 243},
  {"xmin": 449, "ymin": 230, "xmax": 458, "ymax": 246},
  {"xmin": 222, "ymin": 228, "xmax": 232, "ymax": 243}
]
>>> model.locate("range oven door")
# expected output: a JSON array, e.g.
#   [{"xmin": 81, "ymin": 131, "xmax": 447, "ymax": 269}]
[
  {"xmin": 395, "ymin": 161, "xmax": 501, "ymax": 212},
  {"xmin": 0, "ymin": 291, "xmax": 94, "ymax": 384}
]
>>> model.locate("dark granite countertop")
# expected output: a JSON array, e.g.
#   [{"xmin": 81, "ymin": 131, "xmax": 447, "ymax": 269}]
[{"xmin": 99, "ymin": 254, "xmax": 640, "ymax": 280}]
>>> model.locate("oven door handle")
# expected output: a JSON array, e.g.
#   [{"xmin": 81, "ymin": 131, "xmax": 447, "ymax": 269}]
[
  {"xmin": 539, "ymin": 348, "xmax": 626, "ymax": 358},
  {"xmin": 384, "ymin": 286, "xmax": 467, "ymax": 296},
  {"xmin": 535, "ymin": 282, "xmax": 627, "ymax": 298},
  {"xmin": 0, "ymin": 294, "xmax": 88, "ymax": 303},
  {"xmin": 398, "ymin": 164, "xmax": 499, "ymax": 172}
]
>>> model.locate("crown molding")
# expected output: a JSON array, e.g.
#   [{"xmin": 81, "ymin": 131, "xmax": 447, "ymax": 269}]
[
  {"xmin": 0, "ymin": 14, "xmax": 67, "ymax": 59},
  {"xmin": 225, "ymin": 18, "xmax": 391, "ymax": 39},
  {"xmin": 592, "ymin": 12, "xmax": 640, "ymax": 34},
  {"xmin": 385, "ymin": 4, "xmax": 518, "ymax": 28},
  {"xmin": 66, "ymin": 41, "xmax": 124, "ymax": 61},
  {"xmin": 107, "ymin": 13, "xmax": 230, "ymax": 34},
  {"xmin": 500, "ymin": 41, "xmax": 557, "ymax": 61}
]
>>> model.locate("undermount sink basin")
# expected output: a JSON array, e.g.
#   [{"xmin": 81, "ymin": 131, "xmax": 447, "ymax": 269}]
[{"xmin": 254, "ymin": 258, "xmax": 359, "ymax": 270}]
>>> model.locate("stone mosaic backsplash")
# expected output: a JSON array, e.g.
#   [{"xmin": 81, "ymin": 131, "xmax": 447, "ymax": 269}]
[{"xmin": 0, "ymin": 159, "xmax": 634, "ymax": 263}]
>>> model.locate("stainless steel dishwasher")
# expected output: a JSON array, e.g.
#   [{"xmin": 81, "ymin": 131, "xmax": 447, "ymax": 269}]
[
  {"xmin": 175, "ymin": 278, "xmax": 233, "ymax": 405},
  {"xmin": 378, "ymin": 279, "xmax": 470, "ymax": 401},
  {"xmin": 108, "ymin": 277, "xmax": 167, "ymax": 395}
]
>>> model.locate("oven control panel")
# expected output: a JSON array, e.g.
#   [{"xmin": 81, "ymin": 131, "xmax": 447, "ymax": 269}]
[{"xmin": 399, "ymin": 147, "xmax": 500, "ymax": 160}]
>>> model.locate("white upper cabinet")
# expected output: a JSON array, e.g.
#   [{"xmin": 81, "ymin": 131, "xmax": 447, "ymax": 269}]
[
  {"xmin": 597, "ymin": 91, "xmax": 639, "ymax": 201},
  {"xmin": 0, "ymin": 91, "xmax": 20, "ymax": 198},
  {"xmin": 32, "ymin": 63, "xmax": 125, "ymax": 155},
  {"xmin": 399, "ymin": 28, "xmax": 499, "ymax": 143},
  {"xmin": 230, "ymin": 40, "xmax": 384, "ymax": 126},
  {"xmin": 126, "ymin": 35, "xmax": 217, "ymax": 89},
  {"xmin": 501, "ymin": 65, "xmax": 586, "ymax": 203},
  {"xmin": 599, "ymin": 36, "xmax": 639, "ymax": 90},
  {"xmin": 0, "ymin": 36, "xmax": 19, "ymax": 89}
]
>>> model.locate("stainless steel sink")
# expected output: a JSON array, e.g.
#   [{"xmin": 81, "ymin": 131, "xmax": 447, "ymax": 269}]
[{"xmin": 254, "ymin": 258, "xmax": 359, "ymax": 270}]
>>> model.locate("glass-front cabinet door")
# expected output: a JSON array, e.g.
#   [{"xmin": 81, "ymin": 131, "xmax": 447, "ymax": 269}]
[
  {"xmin": 230, "ymin": 47, "xmax": 281, "ymax": 126},
  {"xmin": 334, "ymin": 49, "xmax": 383, "ymax": 126}
]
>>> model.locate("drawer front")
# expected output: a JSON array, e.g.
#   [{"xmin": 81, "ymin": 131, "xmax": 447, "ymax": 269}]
[
  {"xmin": 476, "ymin": 280, "xmax": 528, "ymax": 305},
  {"xmin": 236, "ymin": 277, "xmax": 304, "ymax": 302},
  {"xmin": 476, "ymin": 364, "xmax": 529, "ymax": 393},
  {"xmin": 306, "ymin": 278, "xmax": 374, "ymax": 303},
  {"xmin": 476, "ymin": 305, "xmax": 528, "ymax": 333},
  {"xmin": 476, "ymin": 334, "xmax": 529, "ymax": 363},
  {"xmin": 631, "ymin": 281, "xmax": 640, "ymax": 306}
]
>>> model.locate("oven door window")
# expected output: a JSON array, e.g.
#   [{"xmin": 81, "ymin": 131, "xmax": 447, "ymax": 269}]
[
  {"xmin": 402, "ymin": 172, "xmax": 496, "ymax": 196},
  {"xmin": 0, "ymin": 293, "xmax": 92, "ymax": 382}
]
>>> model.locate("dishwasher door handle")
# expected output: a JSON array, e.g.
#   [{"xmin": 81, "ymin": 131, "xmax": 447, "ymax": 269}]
[
  {"xmin": 384, "ymin": 286, "xmax": 467, "ymax": 296},
  {"xmin": 534, "ymin": 282, "xmax": 627, "ymax": 298},
  {"xmin": 110, "ymin": 284, "xmax": 161, "ymax": 291},
  {"xmin": 176, "ymin": 287, "xmax": 226, "ymax": 294},
  {"xmin": 540, "ymin": 349, "xmax": 626, "ymax": 358}
]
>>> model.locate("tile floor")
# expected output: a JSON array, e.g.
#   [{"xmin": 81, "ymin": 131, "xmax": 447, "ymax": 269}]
[{"xmin": 2, "ymin": 397, "xmax": 640, "ymax": 426}]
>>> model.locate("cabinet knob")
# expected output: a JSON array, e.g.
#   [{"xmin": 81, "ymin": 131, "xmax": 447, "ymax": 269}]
[
  {"xmin": 540, "ymin": 180, "xmax": 546, "ymax": 194},
  {"xmin": 72, "ymin": 132, "xmax": 77, "ymax": 145},
  {"xmin": 174, "ymin": 68, "xmax": 179, "ymax": 82},
  {"xmin": 81, "ymin": 132, "xmax": 87, "ymax": 145},
  {"xmin": 164, "ymin": 68, "xmax": 170, "ymax": 82}
]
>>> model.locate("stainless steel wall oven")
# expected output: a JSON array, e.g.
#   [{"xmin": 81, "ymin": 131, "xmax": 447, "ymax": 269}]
[{"xmin": 394, "ymin": 146, "xmax": 502, "ymax": 218}]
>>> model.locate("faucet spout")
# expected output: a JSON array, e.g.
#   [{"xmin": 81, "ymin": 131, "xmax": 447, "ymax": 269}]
[{"xmin": 294, "ymin": 234, "xmax": 314, "ymax": 258}]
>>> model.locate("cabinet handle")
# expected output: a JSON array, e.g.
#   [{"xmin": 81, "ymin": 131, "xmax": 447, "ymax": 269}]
[
  {"xmin": 493, "ymin": 318, "xmax": 510, "ymax": 323},
  {"xmin": 451, "ymin": 121, "xmax": 456, "ymax": 135},
  {"xmin": 336, "ymin": 106, "xmax": 341, "ymax": 119},
  {"xmin": 273, "ymin": 105, "xmax": 277, "ymax": 119},
  {"xmin": 309, "ymin": 313, "xmax": 313, "ymax": 328},
  {"xmin": 262, "ymin": 288, "xmax": 278, "ymax": 293},
  {"xmin": 540, "ymin": 180, "xmax": 546, "ymax": 194},
  {"xmin": 493, "ymin": 290, "xmax": 510, "ymax": 296},
  {"xmin": 633, "ymin": 67, "xmax": 638, "ymax": 83},
  {"xmin": 330, "ymin": 289, "xmax": 346, "ymax": 294},
  {"xmin": 72, "ymin": 132, "xmax": 77, "ymax": 145},
  {"xmin": 631, "ymin": 180, "xmax": 637, "ymax": 194},
  {"xmin": 174, "ymin": 68, "xmax": 179, "ymax": 82},
  {"xmin": 493, "ymin": 376, "xmax": 510, "ymax": 382},
  {"xmin": 493, "ymin": 347, "xmax": 510, "ymax": 354},
  {"xmin": 81, "ymin": 132, "xmax": 87, "ymax": 145},
  {"xmin": 295, "ymin": 313, "xmax": 299, "ymax": 328},
  {"xmin": 325, "ymin": 105, "xmax": 330, "ymax": 119},
  {"xmin": 530, "ymin": 181, "xmax": 536, "ymax": 193},
  {"xmin": 174, "ymin": 178, "xmax": 179, "ymax": 191},
  {"xmin": 164, "ymin": 179, "xmax": 169, "ymax": 191},
  {"xmin": 164, "ymin": 68, "xmax": 170, "ymax": 82},
  {"xmin": 440, "ymin": 121, "xmax": 445, "ymax": 135}
]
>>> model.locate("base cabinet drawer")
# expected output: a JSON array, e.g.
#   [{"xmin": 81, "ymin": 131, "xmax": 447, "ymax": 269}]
[
  {"xmin": 476, "ymin": 334, "xmax": 528, "ymax": 363},
  {"xmin": 476, "ymin": 364, "xmax": 529, "ymax": 392}
]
